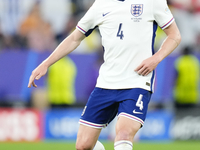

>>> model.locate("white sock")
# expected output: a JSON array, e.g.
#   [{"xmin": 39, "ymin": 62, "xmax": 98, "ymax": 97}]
[
  {"xmin": 93, "ymin": 141, "xmax": 105, "ymax": 150},
  {"xmin": 114, "ymin": 140, "xmax": 133, "ymax": 150}
]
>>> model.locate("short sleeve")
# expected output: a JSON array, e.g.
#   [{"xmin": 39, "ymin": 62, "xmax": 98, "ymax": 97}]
[
  {"xmin": 76, "ymin": 1, "xmax": 99, "ymax": 36},
  {"xmin": 153, "ymin": 0, "xmax": 174, "ymax": 29}
]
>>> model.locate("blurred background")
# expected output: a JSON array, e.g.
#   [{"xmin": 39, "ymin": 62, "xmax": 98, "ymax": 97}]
[{"xmin": 0, "ymin": 0, "xmax": 200, "ymax": 149}]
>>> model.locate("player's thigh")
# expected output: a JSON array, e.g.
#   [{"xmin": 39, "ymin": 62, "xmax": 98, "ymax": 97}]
[
  {"xmin": 76, "ymin": 124, "xmax": 102, "ymax": 148},
  {"xmin": 115, "ymin": 116, "xmax": 141, "ymax": 141}
]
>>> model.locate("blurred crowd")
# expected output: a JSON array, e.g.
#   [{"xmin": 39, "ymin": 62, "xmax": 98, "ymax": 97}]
[
  {"xmin": 168, "ymin": 0, "xmax": 200, "ymax": 53},
  {"xmin": 0, "ymin": 0, "xmax": 100, "ymax": 53},
  {"xmin": 0, "ymin": 0, "xmax": 199, "ymax": 54}
]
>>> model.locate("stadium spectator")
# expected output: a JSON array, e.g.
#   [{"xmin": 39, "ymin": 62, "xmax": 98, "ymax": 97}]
[
  {"xmin": 173, "ymin": 46, "xmax": 200, "ymax": 108},
  {"xmin": 169, "ymin": 0, "xmax": 200, "ymax": 12},
  {"xmin": 71, "ymin": 0, "xmax": 94, "ymax": 16},
  {"xmin": 47, "ymin": 57, "xmax": 77, "ymax": 109},
  {"xmin": 39, "ymin": 0, "xmax": 72, "ymax": 36},
  {"xmin": 0, "ymin": 0, "xmax": 37, "ymax": 50},
  {"xmin": 18, "ymin": 1, "xmax": 42, "ymax": 37},
  {"xmin": 26, "ymin": 22, "xmax": 57, "ymax": 52},
  {"xmin": 56, "ymin": 15, "xmax": 79, "ymax": 43},
  {"xmin": 0, "ymin": 0, "xmax": 31, "ymax": 35},
  {"xmin": 169, "ymin": 0, "xmax": 200, "ymax": 53},
  {"xmin": 18, "ymin": 1, "xmax": 57, "ymax": 52},
  {"xmin": 0, "ymin": 21, "xmax": 24, "ymax": 50}
]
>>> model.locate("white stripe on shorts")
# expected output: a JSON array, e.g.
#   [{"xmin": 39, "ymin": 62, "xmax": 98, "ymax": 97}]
[
  {"xmin": 79, "ymin": 119, "xmax": 108, "ymax": 129},
  {"xmin": 118, "ymin": 112, "xmax": 144, "ymax": 125}
]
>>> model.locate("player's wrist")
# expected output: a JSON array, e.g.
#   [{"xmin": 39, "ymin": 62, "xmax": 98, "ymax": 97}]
[
  {"xmin": 42, "ymin": 59, "xmax": 51, "ymax": 69},
  {"xmin": 153, "ymin": 52, "xmax": 163, "ymax": 64}
]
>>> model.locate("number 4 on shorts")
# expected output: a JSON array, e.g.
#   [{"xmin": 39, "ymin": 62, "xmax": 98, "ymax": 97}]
[{"xmin": 136, "ymin": 94, "xmax": 143, "ymax": 110}]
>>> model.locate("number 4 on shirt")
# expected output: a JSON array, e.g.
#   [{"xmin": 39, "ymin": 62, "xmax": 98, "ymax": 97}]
[{"xmin": 117, "ymin": 23, "xmax": 124, "ymax": 40}]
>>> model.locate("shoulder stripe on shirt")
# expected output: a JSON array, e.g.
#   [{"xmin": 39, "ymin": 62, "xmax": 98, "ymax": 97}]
[
  {"xmin": 77, "ymin": 26, "xmax": 86, "ymax": 34},
  {"xmin": 161, "ymin": 18, "xmax": 174, "ymax": 29},
  {"xmin": 77, "ymin": 25, "xmax": 98, "ymax": 37}
]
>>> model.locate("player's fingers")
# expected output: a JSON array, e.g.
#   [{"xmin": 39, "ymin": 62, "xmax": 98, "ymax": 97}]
[
  {"xmin": 35, "ymin": 73, "xmax": 42, "ymax": 80},
  {"xmin": 28, "ymin": 83, "xmax": 32, "ymax": 88},
  {"xmin": 32, "ymin": 81, "xmax": 37, "ymax": 88},
  {"xmin": 143, "ymin": 70, "xmax": 151, "ymax": 76},
  {"xmin": 137, "ymin": 66, "xmax": 147, "ymax": 75},
  {"xmin": 135, "ymin": 64, "xmax": 143, "ymax": 72},
  {"xmin": 28, "ymin": 80, "xmax": 31, "ymax": 88},
  {"xmin": 28, "ymin": 75, "xmax": 35, "ymax": 88},
  {"xmin": 139, "ymin": 70, "xmax": 146, "ymax": 75},
  {"xmin": 135, "ymin": 63, "xmax": 144, "ymax": 74}
]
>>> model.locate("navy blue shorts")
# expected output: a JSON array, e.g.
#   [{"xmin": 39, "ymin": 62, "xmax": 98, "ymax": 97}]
[{"xmin": 79, "ymin": 87, "xmax": 152, "ymax": 129}]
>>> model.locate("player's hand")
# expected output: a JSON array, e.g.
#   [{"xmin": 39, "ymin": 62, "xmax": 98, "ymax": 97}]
[
  {"xmin": 135, "ymin": 56, "xmax": 160, "ymax": 76},
  {"xmin": 28, "ymin": 63, "xmax": 48, "ymax": 88}
]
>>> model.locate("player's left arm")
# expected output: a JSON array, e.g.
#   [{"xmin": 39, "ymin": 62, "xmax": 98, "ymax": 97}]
[
  {"xmin": 135, "ymin": 21, "xmax": 181, "ymax": 76},
  {"xmin": 28, "ymin": 29, "xmax": 85, "ymax": 88}
]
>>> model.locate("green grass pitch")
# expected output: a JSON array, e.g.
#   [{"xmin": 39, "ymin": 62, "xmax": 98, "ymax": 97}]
[{"xmin": 0, "ymin": 140, "xmax": 199, "ymax": 150}]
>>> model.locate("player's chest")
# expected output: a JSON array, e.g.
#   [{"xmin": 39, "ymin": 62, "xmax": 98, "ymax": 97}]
[{"xmin": 100, "ymin": 0, "xmax": 153, "ymax": 24}]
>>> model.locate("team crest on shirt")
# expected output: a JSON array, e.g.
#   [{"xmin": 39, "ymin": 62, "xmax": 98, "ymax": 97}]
[{"xmin": 131, "ymin": 4, "xmax": 143, "ymax": 17}]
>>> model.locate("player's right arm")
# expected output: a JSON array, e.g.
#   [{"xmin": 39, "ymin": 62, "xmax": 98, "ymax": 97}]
[
  {"xmin": 28, "ymin": 29, "xmax": 85, "ymax": 88},
  {"xmin": 135, "ymin": 0, "xmax": 181, "ymax": 76}
]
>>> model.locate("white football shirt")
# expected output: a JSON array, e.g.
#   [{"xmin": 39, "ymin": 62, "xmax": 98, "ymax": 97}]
[{"xmin": 76, "ymin": 0, "xmax": 174, "ymax": 92}]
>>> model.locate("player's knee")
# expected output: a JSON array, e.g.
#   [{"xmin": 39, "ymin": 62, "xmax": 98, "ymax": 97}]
[
  {"xmin": 116, "ymin": 126, "xmax": 140, "ymax": 141},
  {"xmin": 116, "ymin": 129, "xmax": 132, "ymax": 141}
]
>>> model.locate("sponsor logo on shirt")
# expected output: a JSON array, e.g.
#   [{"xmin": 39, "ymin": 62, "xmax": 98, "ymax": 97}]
[{"xmin": 102, "ymin": 12, "xmax": 110, "ymax": 17}]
